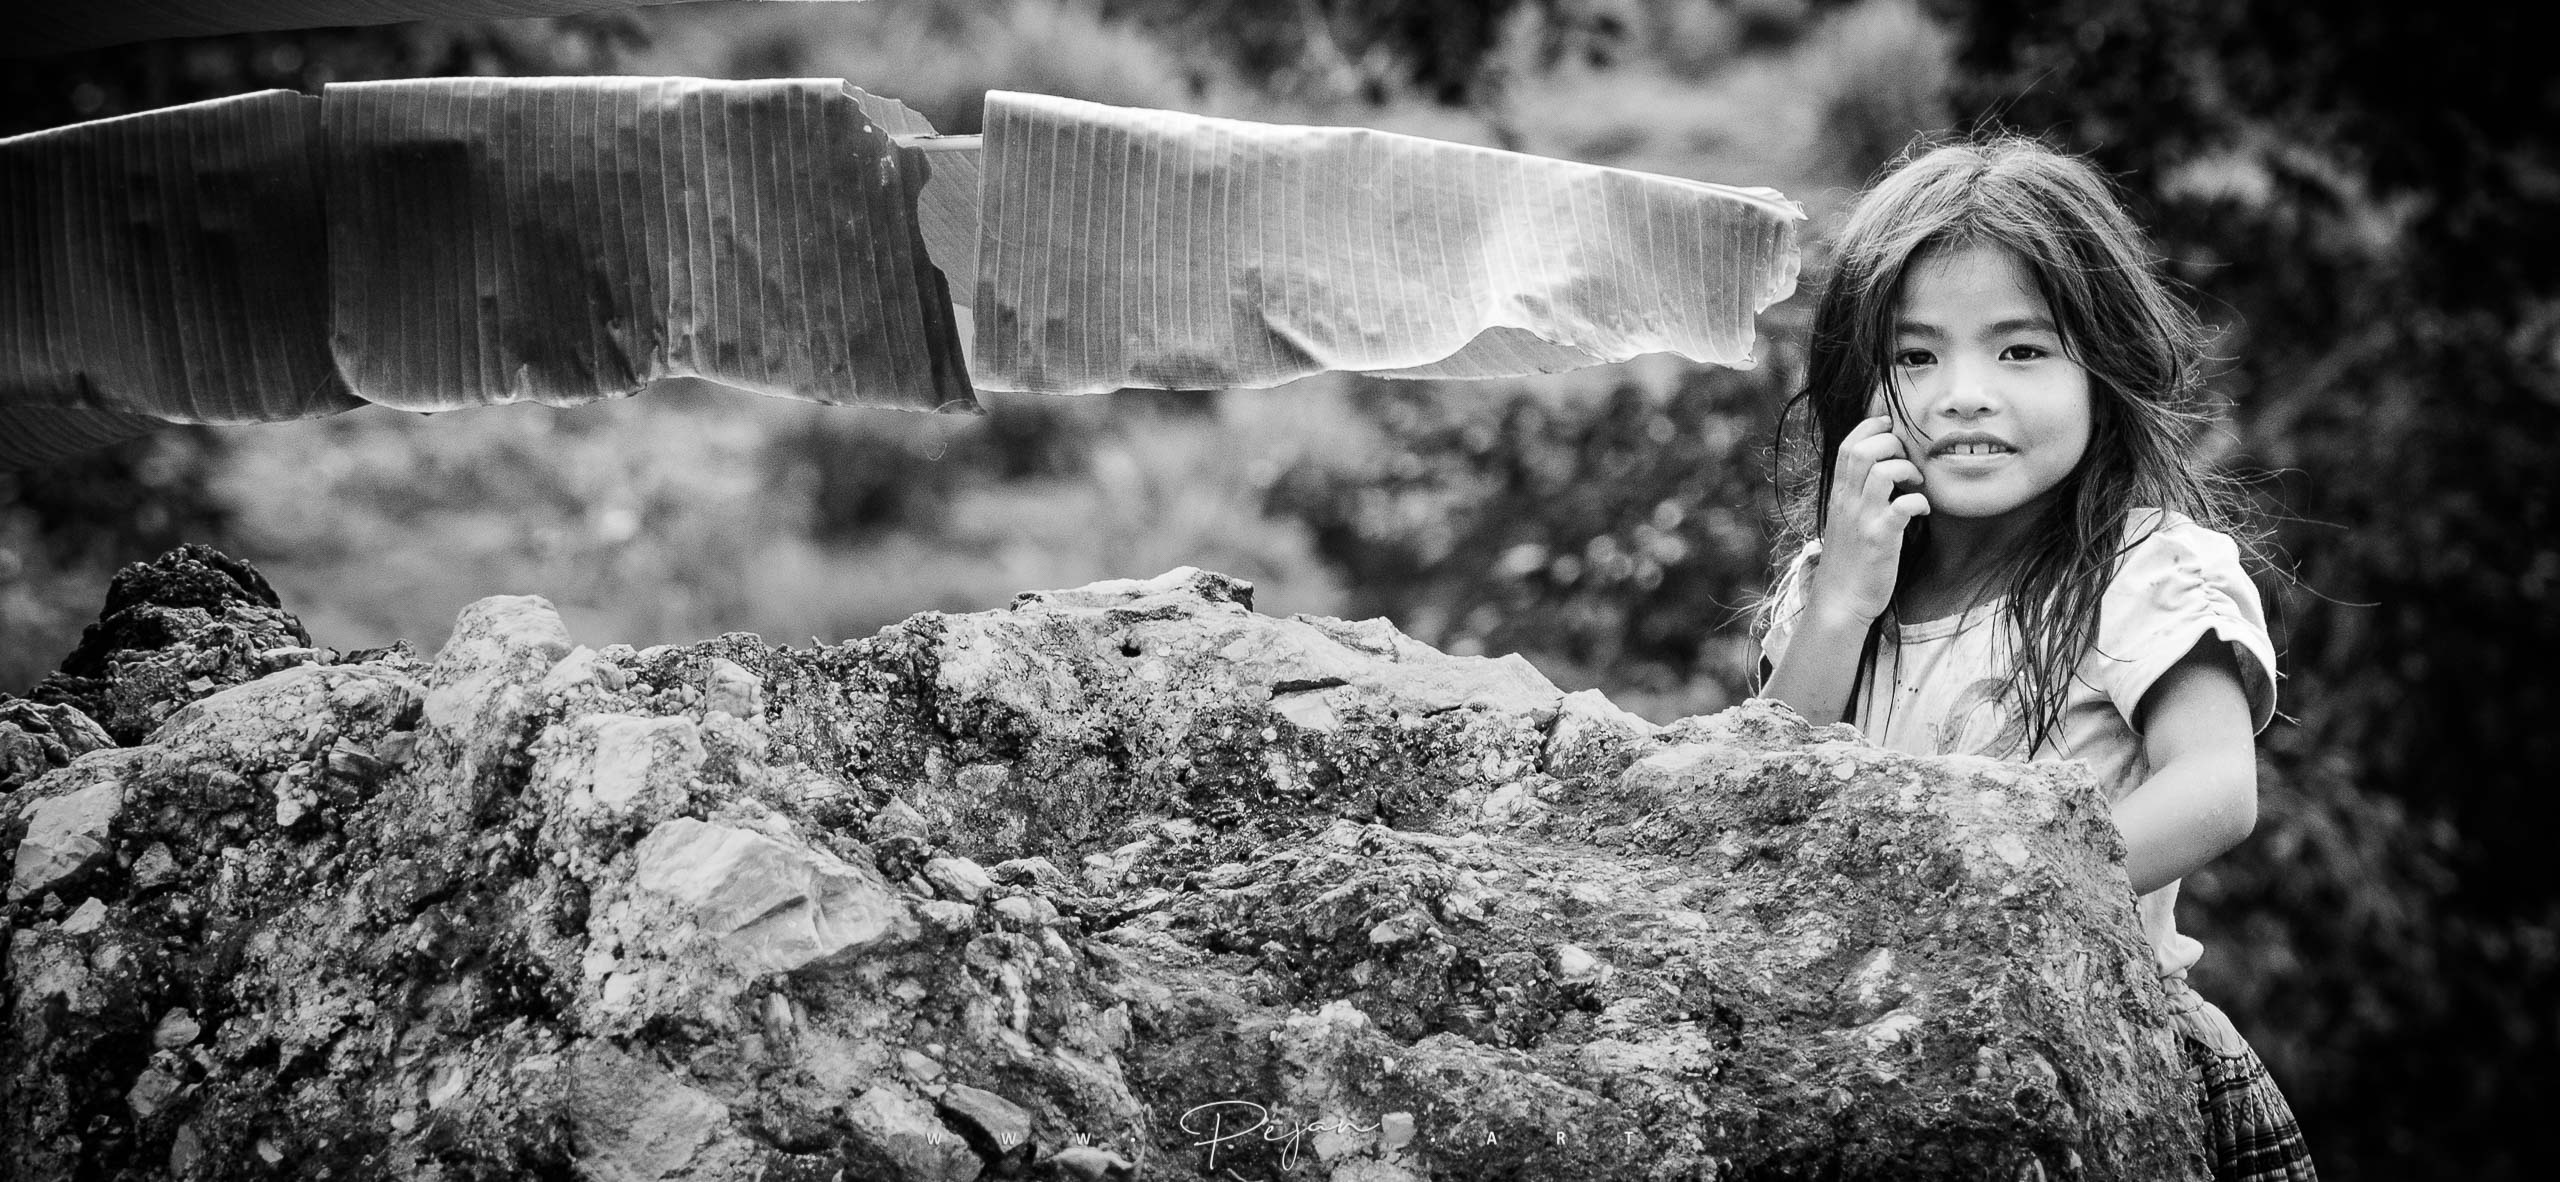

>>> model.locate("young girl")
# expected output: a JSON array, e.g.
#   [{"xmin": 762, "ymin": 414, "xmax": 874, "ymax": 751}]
[{"xmin": 1754, "ymin": 138, "xmax": 2316, "ymax": 1181}]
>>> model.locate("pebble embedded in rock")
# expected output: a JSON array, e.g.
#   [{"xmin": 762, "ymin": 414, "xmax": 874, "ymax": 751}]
[
  {"xmin": 873, "ymin": 797, "xmax": 932, "ymax": 841},
  {"xmin": 918, "ymin": 899, "xmax": 978, "ymax": 936},
  {"xmin": 761, "ymin": 992, "xmax": 795, "ymax": 1044},
  {"xmin": 168, "ymin": 1123, "xmax": 204, "ymax": 1176},
  {"xmin": 924, "ymin": 856, "xmax": 997, "ymax": 903},
  {"xmin": 1049, "ymin": 1143, "xmax": 1136, "ymax": 1179},
  {"xmin": 1553, "ymin": 943, "xmax": 1606, "ymax": 985},
  {"xmin": 703, "ymin": 658, "xmax": 762, "ymax": 721},
  {"xmin": 272, "ymin": 786, "xmax": 310, "ymax": 829},
  {"xmin": 153, "ymin": 1008, "xmax": 201, "ymax": 1049},
  {"xmin": 126, "ymin": 1068, "xmax": 180, "ymax": 1118},
  {"xmin": 59, "ymin": 897, "xmax": 108, "ymax": 935},
  {"xmin": 9, "ymin": 779, "xmax": 123, "ymax": 902},
  {"xmin": 938, "ymin": 1082, "xmax": 1033, "ymax": 1160},
  {"xmin": 1380, "ymin": 1111, "xmax": 1417, "ymax": 1152},
  {"xmin": 990, "ymin": 856, "xmax": 1065, "ymax": 888},
  {"xmin": 632, "ymin": 817, "xmax": 910, "ymax": 972},
  {"xmin": 567, "ymin": 713, "xmax": 705, "ymax": 816},
  {"xmin": 1565, "ymin": 881, "xmax": 1613, "ymax": 910},
  {"xmin": 1272, "ymin": 691, "xmax": 1341, "ymax": 732}
]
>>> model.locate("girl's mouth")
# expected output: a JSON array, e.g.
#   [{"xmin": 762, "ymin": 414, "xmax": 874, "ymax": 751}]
[{"xmin": 1929, "ymin": 438, "xmax": 2017, "ymax": 458}]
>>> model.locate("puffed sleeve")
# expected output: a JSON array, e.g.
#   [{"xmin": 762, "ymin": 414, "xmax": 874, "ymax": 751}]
[
  {"xmin": 1757, "ymin": 543, "xmax": 1817, "ymax": 674},
  {"xmin": 2090, "ymin": 515, "xmax": 2279, "ymax": 733}
]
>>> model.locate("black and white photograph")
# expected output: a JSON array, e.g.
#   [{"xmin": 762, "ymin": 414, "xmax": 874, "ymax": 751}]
[{"xmin": 2, "ymin": 2, "xmax": 2549, "ymax": 1179}]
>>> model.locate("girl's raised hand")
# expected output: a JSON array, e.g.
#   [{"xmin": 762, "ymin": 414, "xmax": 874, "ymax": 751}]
[{"xmin": 1811, "ymin": 415, "xmax": 1930, "ymax": 623}]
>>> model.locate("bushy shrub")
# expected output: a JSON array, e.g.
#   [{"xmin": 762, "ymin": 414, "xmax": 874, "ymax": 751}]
[{"xmin": 1269, "ymin": 358, "xmax": 1795, "ymax": 721}]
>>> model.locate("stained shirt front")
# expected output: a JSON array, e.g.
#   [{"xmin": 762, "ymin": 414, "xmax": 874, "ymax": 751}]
[{"xmin": 1760, "ymin": 509, "xmax": 2279, "ymax": 979}]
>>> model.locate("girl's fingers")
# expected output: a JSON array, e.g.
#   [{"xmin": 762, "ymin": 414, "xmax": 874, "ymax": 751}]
[
  {"xmin": 1835, "ymin": 416, "xmax": 1893, "ymax": 468},
  {"xmin": 1867, "ymin": 458, "xmax": 1921, "ymax": 495},
  {"xmin": 1845, "ymin": 437, "xmax": 1904, "ymax": 466},
  {"xmin": 1830, "ymin": 419, "xmax": 1918, "ymax": 550},
  {"xmin": 1844, "ymin": 416, "xmax": 1900, "ymax": 452},
  {"xmin": 1835, "ymin": 431, "xmax": 1900, "ymax": 490},
  {"xmin": 1842, "ymin": 425, "xmax": 1912, "ymax": 507}
]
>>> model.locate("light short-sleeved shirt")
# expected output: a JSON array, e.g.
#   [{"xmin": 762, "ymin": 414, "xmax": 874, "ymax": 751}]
[{"xmin": 1760, "ymin": 509, "xmax": 2278, "ymax": 979}]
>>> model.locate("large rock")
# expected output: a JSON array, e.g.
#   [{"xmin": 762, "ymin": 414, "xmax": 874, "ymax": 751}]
[{"xmin": 0, "ymin": 556, "xmax": 2209, "ymax": 1180}]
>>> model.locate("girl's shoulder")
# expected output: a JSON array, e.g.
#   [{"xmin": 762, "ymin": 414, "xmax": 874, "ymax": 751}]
[
  {"xmin": 2094, "ymin": 507, "xmax": 2278, "ymax": 730},
  {"xmin": 2115, "ymin": 505, "xmax": 2246, "ymax": 563}
]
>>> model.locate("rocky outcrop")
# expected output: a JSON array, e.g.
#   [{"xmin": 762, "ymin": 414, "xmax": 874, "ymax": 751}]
[
  {"xmin": 23, "ymin": 543, "xmax": 322, "ymax": 745},
  {"xmin": 2, "ymin": 551, "xmax": 2209, "ymax": 1180}
]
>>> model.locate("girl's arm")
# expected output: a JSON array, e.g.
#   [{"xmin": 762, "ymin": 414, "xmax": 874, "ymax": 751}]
[
  {"xmin": 1760, "ymin": 593, "xmax": 1879, "ymax": 725},
  {"xmin": 1762, "ymin": 414, "xmax": 1929, "ymax": 722},
  {"xmin": 2117, "ymin": 638, "xmax": 2261, "ymax": 895}
]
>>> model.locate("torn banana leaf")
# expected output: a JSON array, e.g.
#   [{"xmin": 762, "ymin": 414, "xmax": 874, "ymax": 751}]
[
  {"xmin": 968, "ymin": 90, "xmax": 1803, "ymax": 395},
  {"xmin": 2, "ymin": 76, "xmax": 1805, "ymax": 470},
  {"xmin": 0, "ymin": 90, "xmax": 360, "ymax": 443},
  {"xmin": 851, "ymin": 92, "xmax": 981, "ymax": 295},
  {"xmin": 323, "ymin": 75, "xmax": 971, "ymax": 413}
]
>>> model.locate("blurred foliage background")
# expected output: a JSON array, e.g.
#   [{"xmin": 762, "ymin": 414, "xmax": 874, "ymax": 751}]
[{"xmin": 3, "ymin": 0, "xmax": 2550, "ymax": 1175}]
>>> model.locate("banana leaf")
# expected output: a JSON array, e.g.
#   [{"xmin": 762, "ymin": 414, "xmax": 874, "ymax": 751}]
[
  {"xmin": 6, "ymin": 1, "xmax": 863, "ymax": 57},
  {"xmin": 0, "ymin": 90, "xmax": 360, "ymax": 436},
  {"xmin": 967, "ymin": 90, "xmax": 1803, "ymax": 395},
  {"xmin": 2, "ymin": 76, "xmax": 970, "ymax": 469},
  {"xmin": 2, "ymin": 77, "xmax": 1804, "ymax": 469},
  {"xmin": 0, "ymin": 406, "xmax": 169, "ymax": 469},
  {"xmin": 323, "ymin": 76, "xmax": 970, "ymax": 413}
]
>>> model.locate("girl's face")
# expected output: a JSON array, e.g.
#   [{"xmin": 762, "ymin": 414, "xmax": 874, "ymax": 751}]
[{"xmin": 1867, "ymin": 240, "xmax": 2092, "ymax": 528}]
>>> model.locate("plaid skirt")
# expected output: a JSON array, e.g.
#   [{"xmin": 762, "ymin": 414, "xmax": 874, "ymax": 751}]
[{"xmin": 2162, "ymin": 977, "xmax": 2319, "ymax": 1182}]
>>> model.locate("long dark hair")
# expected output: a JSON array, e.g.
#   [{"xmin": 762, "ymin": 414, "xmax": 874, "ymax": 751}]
[{"xmin": 1760, "ymin": 135, "xmax": 2257, "ymax": 752}]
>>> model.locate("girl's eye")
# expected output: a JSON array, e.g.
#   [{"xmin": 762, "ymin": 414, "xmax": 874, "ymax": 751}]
[
  {"xmin": 1893, "ymin": 349, "xmax": 1934, "ymax": 367},
  {"xmin": 2000, "ymin": 344, "xmax": 2050, "ymax": 361}
]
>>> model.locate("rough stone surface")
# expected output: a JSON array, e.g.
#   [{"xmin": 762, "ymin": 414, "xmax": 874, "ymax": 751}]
[
  {"xmin": 0, "ymin": 699, "xmax": 114, "ymax": 796},
  {"xmin": 8, "ymin": 778, "xmax": 122, "ymax": 901},
  {"xmin": 24, "ymin": 544, "xmax": 319, "ymax": 745},
  {"xmin": 0, "ymin": 548, "xmax": 2210, "ymax": 1180}
]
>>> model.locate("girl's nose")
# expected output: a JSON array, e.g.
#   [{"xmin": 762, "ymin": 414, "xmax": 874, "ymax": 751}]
[{"xmin": 1935, "ymin": 360, "xmax": 1998, "ymax": 419}]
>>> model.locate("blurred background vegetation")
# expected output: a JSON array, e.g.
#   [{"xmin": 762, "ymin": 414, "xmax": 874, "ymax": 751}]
[{"xmin": 2, "ymin": 0, "xmax": 2549, "ymax": 1175}]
